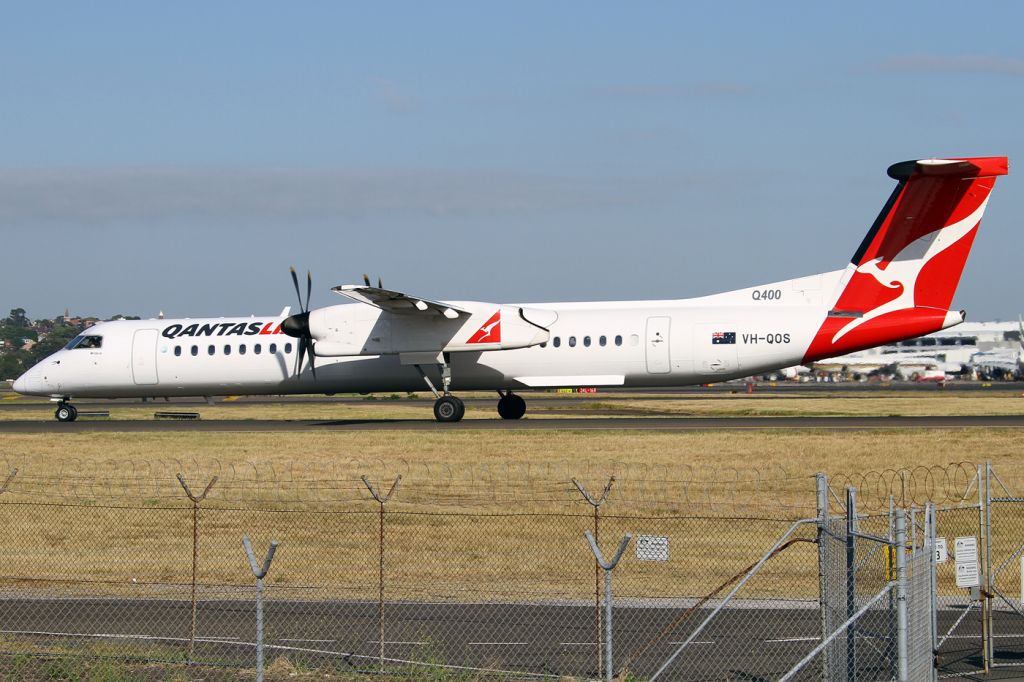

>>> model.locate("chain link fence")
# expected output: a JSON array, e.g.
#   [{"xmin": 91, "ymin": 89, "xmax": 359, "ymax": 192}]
[{"xmin": 0, "ymin": 458, "xmax": 1019, "ymax": 680}]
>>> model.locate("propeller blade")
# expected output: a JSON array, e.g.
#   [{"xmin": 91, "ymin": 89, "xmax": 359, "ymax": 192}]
[
  {"xmin": 286, "ymin": 267, "xmax": 317, "ymax": 380},
  {"xmin": 305, "ymin": 270, "xmax": 313, "ymax": 313},
  {"xmin": 289, "ymin": 267, "xmax": 303, "ymax": 310},
  {"xmin": 363, "ymin": 273, "xmax": 371, "ymax": 287},
  {"xmin": 296, "ymin": 336, "xmax": 307, "ymax": 376},
  {"xmin": 377, "ymin": 276, "xmax": 383, "ymax": 289}
]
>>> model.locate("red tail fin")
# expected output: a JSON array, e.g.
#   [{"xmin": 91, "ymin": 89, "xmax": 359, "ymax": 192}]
[{"xmin": 803, "ymin": 156, "xmax": 1008, "ymax": 363}]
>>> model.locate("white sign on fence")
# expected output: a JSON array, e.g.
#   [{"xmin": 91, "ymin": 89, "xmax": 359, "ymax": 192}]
[
  {"xmin": 935, "ymin": 537, "xmax": 948, "ymax": 564},
  {"xmin": 955, "ymin": 536, "xmax": 980, "ymax": 588},
  {"xmin": 636, "ymin": 535, "xmax": 669, "ymax": 562}
]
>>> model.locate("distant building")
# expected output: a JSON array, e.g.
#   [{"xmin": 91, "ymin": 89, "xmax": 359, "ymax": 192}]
[{"xmin": 812, "ymin": 320, "xmax": 1023, "ymax": 380}]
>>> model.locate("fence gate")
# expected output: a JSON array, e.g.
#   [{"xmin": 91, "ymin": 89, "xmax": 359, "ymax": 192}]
[{"xmin": 986, "ymin": 463, "xmax": 1024, "ymax": 673}]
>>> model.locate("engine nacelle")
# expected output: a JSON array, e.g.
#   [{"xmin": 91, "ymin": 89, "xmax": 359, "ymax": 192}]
[{"xmin": 307, "ymin": 303, "xmax": 553, "ymax": 356}]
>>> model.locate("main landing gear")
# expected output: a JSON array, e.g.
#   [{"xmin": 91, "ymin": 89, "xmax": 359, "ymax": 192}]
[
  {"xmin": 412, "ymin": 356, "xmax": 527, "ymax": 423},
  {"xmin": 497, "ymin": 390, "xmax": 526, "ymax": 420},
  {"xmin": 414, "ymin": 354, "xmax": 465, "ymax": 423},
  {"xmin": 54, "ymin": 400, "xmax": 78, "ymax": 423}
]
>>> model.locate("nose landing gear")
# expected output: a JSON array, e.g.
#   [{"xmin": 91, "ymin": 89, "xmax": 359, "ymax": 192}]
[{"xmin": 55, "ymin": 401, "xmax": 78, "ymax": 423}]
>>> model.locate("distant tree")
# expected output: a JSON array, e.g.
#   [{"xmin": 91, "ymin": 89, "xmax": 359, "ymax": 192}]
[
  {"xmin": 5, "ymin": 308, "xmax": 28, "ymax": 328},
  {"xmin": 0, "ymin": 326, "xmax": 37, "ymax": 345},
  {"xmin": 0, "ymin": 353, "xmax": 25, "ymax": 380},
  {"xmin": 27, "ymin": 325, "xmax": 79, "ymax": 364}
]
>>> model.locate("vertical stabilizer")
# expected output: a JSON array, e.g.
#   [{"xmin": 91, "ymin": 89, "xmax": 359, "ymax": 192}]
[{"xmin": 803, "ymin": 156, "xmax": 1008, "ymax": 363}]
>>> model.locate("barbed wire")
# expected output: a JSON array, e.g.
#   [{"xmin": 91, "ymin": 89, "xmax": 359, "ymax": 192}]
[
  {"xmin": 0, "ymin": 456, "xmax": 815, "ymax": 510},
  {"xmin": 826, "ymin": 461, "xmax": 979, "ymax": 511},
  {"xmin": 0, "ymin": 456, "xmax": 985, "ymax": 514}
]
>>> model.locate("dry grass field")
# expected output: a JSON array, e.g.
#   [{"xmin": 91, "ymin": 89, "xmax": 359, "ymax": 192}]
[{"xmin": 1, "ymin": 387, "xmax": 1022, "ymax": 605}]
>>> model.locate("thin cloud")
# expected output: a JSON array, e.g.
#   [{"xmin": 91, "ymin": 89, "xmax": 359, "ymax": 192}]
[
  {"xmin": 0, "ymin": 167, "xmax": 660, "ymax": 223},
  {"xmin": 586, "ymin": 81, "xmax": 755, "ymax": 99},
  {"xmin": 371, "ymin": 79, "xmax": 421, "ymax": 113},
  {"xmin": 873, "ymin": 54, "xmax": 1024, "ymax": 77}
]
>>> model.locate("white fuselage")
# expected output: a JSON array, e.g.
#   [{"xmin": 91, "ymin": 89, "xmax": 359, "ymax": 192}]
[{"xmin": 14, "ymin": 271, "xmax": 844, "ymax": 399}]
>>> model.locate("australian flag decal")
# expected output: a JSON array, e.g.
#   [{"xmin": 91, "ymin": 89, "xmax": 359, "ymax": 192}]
[{"xmin": 712, "ymin": 331, "xmax": 736, "ymax": 345}]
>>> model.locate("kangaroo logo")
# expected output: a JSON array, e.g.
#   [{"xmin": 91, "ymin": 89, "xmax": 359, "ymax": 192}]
[
  {"xmin": 832, "ymin": 198, "xmax": 988, "ymax": 343},
  {"xmin": 466, "ymin": 311, "xmax": 501, "ymax": 344}
]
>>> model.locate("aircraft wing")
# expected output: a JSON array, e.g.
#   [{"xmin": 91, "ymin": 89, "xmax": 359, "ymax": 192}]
[{"xmin": 331, "ymin": 285, "xmax": 469, "ymax": 319}]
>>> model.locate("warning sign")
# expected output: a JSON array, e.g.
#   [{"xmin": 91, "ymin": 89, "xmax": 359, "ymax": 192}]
[
  {"xmin": 955, "ymin": 536, "xmax": 979, "ymax": 588},
  {"xmin": 636, "ymin": 535, "xmax": 669, "ymax": 562}
]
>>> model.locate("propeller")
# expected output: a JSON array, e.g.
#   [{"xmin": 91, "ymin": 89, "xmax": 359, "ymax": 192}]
[
  {"xmin": 363, "ymin": 274, "xmax": 383, "ymax": 288},
  {"xmin": 281, "ymin": 267, "xmax": 316, "ymax": 379}
]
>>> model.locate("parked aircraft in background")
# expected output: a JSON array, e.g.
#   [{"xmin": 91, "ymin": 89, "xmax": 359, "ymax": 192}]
[
  {"xmin": 13, "ymin": 156, "xmax": 1009, "ymax": 422},
  {"xmin": 810, "ymin": 317, "xmax": 1024, "ymax": 380}
]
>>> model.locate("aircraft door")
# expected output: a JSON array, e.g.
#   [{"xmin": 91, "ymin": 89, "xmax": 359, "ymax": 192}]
[
  {"xmin": 645, "ymin": 316, "xmax": 671, "ymax": 374},
  {"xmin": 131, "ymin": 329, "xmax": 160, "ymax": 385}
]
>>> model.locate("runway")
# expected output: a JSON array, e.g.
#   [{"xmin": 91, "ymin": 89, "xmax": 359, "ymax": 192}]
[
  {"xmin": 2, "ymin": 414, "xmax": 1024, "ymax": 433},
  {"xmin": 0, "ymin": 597, "xmax": 1009, "ymax": 679}
]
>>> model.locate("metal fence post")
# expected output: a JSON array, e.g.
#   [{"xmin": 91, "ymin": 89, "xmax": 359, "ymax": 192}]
[
  {"xmin": 927, "ymin": 503, "xmax": 939, "ymax": 682},
  {"xmin": 895, "ymin": 507, "xmax": 908, "ymax": 682},
  {"xmin": 573, "ymin": 476, "xmax": 615, "ymax": 674},
  {"xmin": 584, "ymin": 530, "xmax": 631, "ymax": 682},
  {"xmin": 176, "ymin": 473, "xmax": 217, "ymax": 663},
  {"xmin": 362, "ymin": 474, "xmax": 402, "ymax": 673},
  {"xmin": 846, "ymin": 486, "xmax": 858, "ymax": 680},
  {"xmin": 978, "ymin": 463, "xmax": 991, "ymax": 672},
  {"xmin": 815, "ymin": 473, "xmax": 829, "ymax": 680},
  {"xmin": 888, "ymin": 494, "xmax": 896, "ymax": 667},
  {"xmin": 984, "ymin": 461, "xmax": 994, "ymax": 667},
  {"xmin": 243, "ymin": 536, "xmax": 279, "ymax": 682}
]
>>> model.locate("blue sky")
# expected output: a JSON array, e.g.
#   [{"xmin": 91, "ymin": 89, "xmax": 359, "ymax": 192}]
[{"xmin": 2, "ymin": 2, "xmax": 1022, "ymax": 320}]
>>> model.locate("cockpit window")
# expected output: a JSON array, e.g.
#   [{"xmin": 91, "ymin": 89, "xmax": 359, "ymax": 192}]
[{"xmin": 64, "ymin": 335, "xmax": 103, "ymax": 350}]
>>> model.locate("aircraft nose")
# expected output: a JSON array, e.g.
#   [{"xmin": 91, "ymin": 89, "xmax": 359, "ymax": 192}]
[{"xmin": 11, "ymin": 365, "xmax": 50, "ymax": 396}]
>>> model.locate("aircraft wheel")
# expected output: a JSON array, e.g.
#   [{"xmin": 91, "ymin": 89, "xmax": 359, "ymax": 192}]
[
  {"xmin": 55, "ymin": 404, "xmax": 78, "ymax": 423},
  {"xmin": 497, "ymin": 393, "xmax": 526, "ymax": 420},
  {"xmin": 433, "ymin": 396, "xmax": 465, "ymax": 423}
]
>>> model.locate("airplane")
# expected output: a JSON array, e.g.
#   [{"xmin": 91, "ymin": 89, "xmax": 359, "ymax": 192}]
[{"xmin": 11, "ymin": 156, "xmax": 1009, "ymax": 423}]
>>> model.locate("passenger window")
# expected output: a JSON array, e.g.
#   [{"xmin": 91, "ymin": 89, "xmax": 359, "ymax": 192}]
[
  {"xmin": 191, "ymin": 345, "xmax": 198, "ymax": 356},
  {"xmin": 599, "ymin": 335, "xmax": 607, "ymax": 347},
  {"xmin": 630, "ymin": 334, "xmax": 639, "ymax": 346},
  {"xmin": 208, "ymin": 345, "xmax": 215, "ymax": 356},
  {"xmin": 553, "ymin": 337, "xmax": 561, "ymax": 348},
  {"xmin": 174, "ymin": 346, "xmax": 181, "ymax": 357},
  {"xmin": 255, "ymin": 344, "xmax": 262, "ymax": 355},
  {"xmin": 239, "ymin": 344, "xmax": 246, "ymax": 355},
  {"xmin": 568, "ymin": 336, "xmax": 577, "ymax": 348},
  {"xmin": 285, "ymin": 342, "xmax": 293, "ymax": 354},
  {"xmin": 270, "ymin": 343, "xmax": 278, "ymax": 354},
  {"xmin": 539, "ymin": 342, "xmax": 547, "ymax": 348},
  {"xmin": 615, "ymin": 335, "xmax": 623, "ymax": 347},
  {"xmin": 224, "ymin": 345, "xmax": 231, "ymax": 356},
  {"xmin": 583, "ymin": 336, "xmax": 591, "ymax": 347}
]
